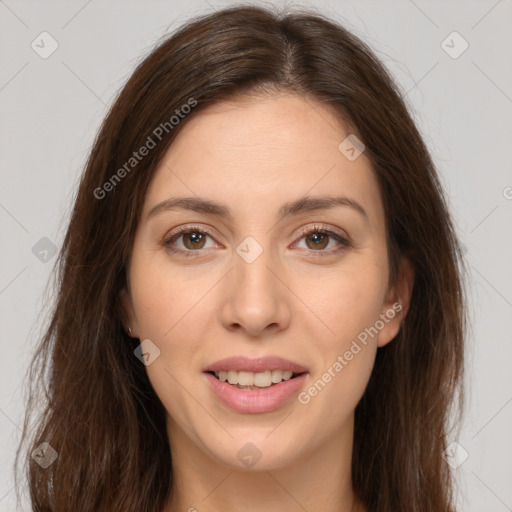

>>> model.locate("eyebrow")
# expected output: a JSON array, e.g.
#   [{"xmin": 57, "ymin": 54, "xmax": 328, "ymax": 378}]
[{"xmin": 146, "ymin": 195, "xmax": 368, "ymax": 221}]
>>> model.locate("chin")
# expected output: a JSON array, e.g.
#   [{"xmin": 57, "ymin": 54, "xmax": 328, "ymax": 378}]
[{"xmin": 200, "ymin": 430, "xmax": 305, "ymax": 472}]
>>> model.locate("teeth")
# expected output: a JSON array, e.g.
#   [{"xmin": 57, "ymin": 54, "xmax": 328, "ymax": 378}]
[
  {"xmin": 239, "ymin": 371, "xmax": 254, "ymax": 386},
  {"xmin": 253, "ymin": 371, "xmax": 271, "ymax": 387},
  {"xmin": 271, "ymin": 370, "xmax": 282, "ymax": 383},
  {"xmin": 214, "ymin": 369, "xmax": 296, "ymax": 387}
]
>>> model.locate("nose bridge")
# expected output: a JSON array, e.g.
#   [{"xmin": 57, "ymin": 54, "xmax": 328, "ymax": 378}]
[
  {"xmin": 220, "ymin": 235, "xmax": 290, "ymax": 335},
  {"xmin": 233, "ymin": 235, "xmax": 279, "ymax": 306}
]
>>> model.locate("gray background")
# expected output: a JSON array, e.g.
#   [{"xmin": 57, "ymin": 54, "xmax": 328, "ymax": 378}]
[{"xmin": 1, "ymin": 0, "xmax": 511, "ymax": 510}]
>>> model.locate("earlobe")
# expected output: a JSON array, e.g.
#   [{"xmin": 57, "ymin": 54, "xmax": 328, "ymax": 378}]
[
  {"xmin": 377, "ymin": 255, "xmax": 415, "ymax": 348},
  {"xmin": 119, "ymin": 287, "xmax": 138, "ymax": 337}
]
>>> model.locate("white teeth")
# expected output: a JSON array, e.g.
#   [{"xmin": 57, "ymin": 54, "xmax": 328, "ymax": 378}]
[
  {"xmin": 253, "ymin": 370, "xmax": 271, "ymax": 387},
  {"xmin": 282, "ymin": 370, "xmax": 293, "ymax": 381},
  {"xmin": 238, "ymin": 371, "xmax": 253, "ymax": 386},
  {"xmin": 213, "ymin": 369, "xmax": 299, "ymax": 387},
  {"xmin": 271, "ymin": 369, "xmax": 282, "ymax": 383}
]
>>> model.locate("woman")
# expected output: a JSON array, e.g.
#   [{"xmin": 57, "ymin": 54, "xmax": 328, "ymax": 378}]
[{"xmin": 15, "ymin": 4, "xmax": 466, "ymax": 512}]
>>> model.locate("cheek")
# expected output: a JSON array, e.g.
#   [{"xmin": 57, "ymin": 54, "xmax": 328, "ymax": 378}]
[
  {"xmin": 130, "ymin": 248, "xmax": 217, "ymax": 344},
  {"xmin": 127, "ymin": 255, "xmax": 212, "ymax": 407},
  {"xmin": 128, "ymin": 244, "xmax": 226, "ymax": 352},
  {"xmin": 130, "ymin": 269, "xmax": 213, "ymax": 429},
  {"xmin": 297, "ymin": 254, "xmax": 387, "ymax": 348},
  {"xmin": 293, "ymin": 258, "xmax": 385, "ymax": 419},
  {"xmin": 297, "ymin": 298, "xmax": 379, "ymax": 439}
]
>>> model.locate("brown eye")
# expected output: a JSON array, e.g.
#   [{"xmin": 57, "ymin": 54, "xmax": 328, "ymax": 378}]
[
  {"xmin": 181, "ymin": 231, "xmax": 207, "ymax": 250},
  {"xmin": 162, "ymin": 226, "xmax": 217, "ymax": 258},
  {"xmin": 294, "ymin": 225, "xmax": 351, "ymax": 257},
  {"xmin": 305, "ymin": 232, "xmax": 330, "ymax": 250}
]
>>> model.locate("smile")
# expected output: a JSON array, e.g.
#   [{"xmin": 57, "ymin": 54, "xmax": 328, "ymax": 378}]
[
  {"xmin": 204, "ymin": 370, "xmax": 308, "ymax": 413},
  {"xmin": 209, "ymin": 369, "xmax": 301, "ymax": 389}
]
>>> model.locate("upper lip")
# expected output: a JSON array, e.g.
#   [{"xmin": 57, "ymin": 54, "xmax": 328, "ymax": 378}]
[{"xmin": 204, "ymin": 356, "xmax": 308, "ymax": 374}]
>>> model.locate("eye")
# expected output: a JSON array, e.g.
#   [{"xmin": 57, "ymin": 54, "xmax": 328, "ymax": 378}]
[
  {"xmin": 162, "ymin": 225, "xmax": 218, "ymax": 258},
  {"xmin": 294, "ymin": 224, "xmax": 350, "ymax": 256}
]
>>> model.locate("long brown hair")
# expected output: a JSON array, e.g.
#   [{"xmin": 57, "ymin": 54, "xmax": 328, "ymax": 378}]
[{"xmin": 15, "ymin": 4, "xmax": 466, "ymax": 511}]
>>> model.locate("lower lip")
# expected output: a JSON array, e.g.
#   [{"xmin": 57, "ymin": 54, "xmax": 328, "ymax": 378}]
[{"xmin": 204, "ymin": 372, "xmax": 308, "ymax": 413}]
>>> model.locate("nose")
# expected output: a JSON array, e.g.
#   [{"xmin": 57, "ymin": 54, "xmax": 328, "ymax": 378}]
[{"xmin": 219, "ymin": 246, "xmax": 292, "ymax": 338}]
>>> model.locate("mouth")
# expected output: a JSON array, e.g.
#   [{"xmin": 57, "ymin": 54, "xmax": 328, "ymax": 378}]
[
  {"xmin": 205, "ymin": 369, "xmax": 307, "ymax": 390},
  {"xmin": 203, "ymin": 368, "xmax": 309, "ymax": 413},
  {"xmin": 203, "ymin": 355, "xmax": 309, "ymax": 412}
]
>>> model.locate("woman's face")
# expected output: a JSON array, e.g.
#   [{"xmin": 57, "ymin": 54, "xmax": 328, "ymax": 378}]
[{"xmin": 121, "ymin": 93, "xmax": 411, "ymax": 471}]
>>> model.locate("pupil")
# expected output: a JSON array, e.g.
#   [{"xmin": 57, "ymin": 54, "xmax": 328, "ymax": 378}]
[
  {"xmin": 184, "ymin": 231, "xmax": 205, "ymax": 249},
  {"xmin": 307, "ymin": 232, "xmax": 328, "ymax": 250}
]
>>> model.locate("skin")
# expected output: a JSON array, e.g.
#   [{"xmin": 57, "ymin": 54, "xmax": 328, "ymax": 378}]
[{"xmin": 120, "ymin": 92, "xmax": 414, "ymax": 512}]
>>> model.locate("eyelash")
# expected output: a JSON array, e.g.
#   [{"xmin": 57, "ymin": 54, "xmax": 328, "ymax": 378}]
[{"xmin": 162, "ymin": 224, "xmax": 351, "ymax": 259}]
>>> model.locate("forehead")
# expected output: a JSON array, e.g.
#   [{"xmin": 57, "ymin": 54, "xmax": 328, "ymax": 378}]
[{"xmin": 142, "ymin": 93, "xmax": 384, "ymax": 226}]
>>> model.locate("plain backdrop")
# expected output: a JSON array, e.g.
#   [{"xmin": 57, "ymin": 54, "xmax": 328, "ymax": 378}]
[{"xmin": 1, "ymin": 1, "xmax": 511, "ymax": 510}]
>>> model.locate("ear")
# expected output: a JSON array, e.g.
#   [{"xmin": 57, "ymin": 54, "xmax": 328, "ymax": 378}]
[
  {"xmin": 376, "ymin": 254, "xmax": 414, "ymax": 348},
  {"xmin": 120, "ymin": 286, "xmax": 139, "ymax": 338}
]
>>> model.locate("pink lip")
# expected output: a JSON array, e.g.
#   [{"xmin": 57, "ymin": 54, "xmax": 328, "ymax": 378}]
[
  {"xmin": 204, "ymin": 372, "xmax": 308, "ymax": 413},
  {"xmin": 203, "ymin": 355, "xmax": 308, "ymax": 373}
]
